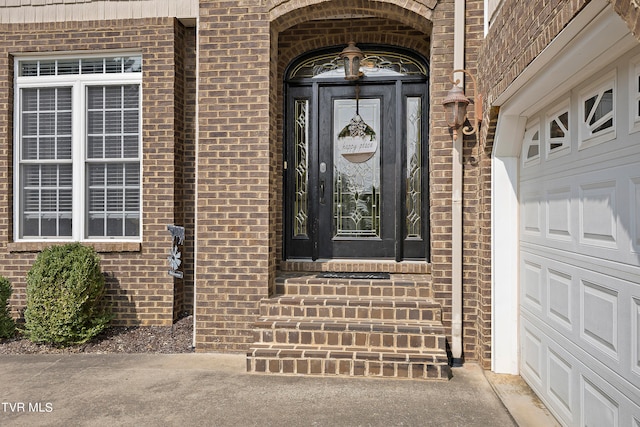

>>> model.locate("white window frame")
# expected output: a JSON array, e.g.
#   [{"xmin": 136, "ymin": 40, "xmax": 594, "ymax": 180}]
[
  {"xmin": 485, "ymin": 0, "xmax": 504, "ymax": 33},
  {"xmin": 522, "ymin": 120, "xmax": 541, "ymax": 167},
  {"xmin": 578, "ymin": 70, "xmax": 616, "ymax": 150},
  {"xmin": 14, "ymin": 54, "xmax": 143, "ymax": 243},
  {"xmin": 630, "ymin": 53, "xmax": 640, "ymax": 134},
  {"xmin": 545, "ymin": 100, "xmax": 571, "ymax": 160}
]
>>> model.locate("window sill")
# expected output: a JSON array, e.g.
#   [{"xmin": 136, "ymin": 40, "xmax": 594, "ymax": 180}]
[{"xmin": 8, "ymin": 241, "xmax": 142, "ymax": 253}]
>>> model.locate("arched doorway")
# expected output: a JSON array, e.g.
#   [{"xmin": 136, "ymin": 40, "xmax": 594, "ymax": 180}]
[{"xmin": 283, "ymin": 45, "xmax": 429, "ymax": 261}]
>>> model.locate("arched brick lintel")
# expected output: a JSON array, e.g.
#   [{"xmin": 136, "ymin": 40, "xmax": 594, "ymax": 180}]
[
  {"xmin": 269, "ymin": 0, "xmax": 436, "ymax": 34},
  {"xmin": 277, "ymin": 31, "xmax": 431, "ymax": 76}
]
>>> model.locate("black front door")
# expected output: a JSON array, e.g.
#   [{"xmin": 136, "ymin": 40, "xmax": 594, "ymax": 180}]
[
  {"xmin": 317, "ymin": 84, "xmax": 395, "ymax": 258},
  {"xmin": 285, "ymin": 80, "xmax": 428, "ymax": 261}
]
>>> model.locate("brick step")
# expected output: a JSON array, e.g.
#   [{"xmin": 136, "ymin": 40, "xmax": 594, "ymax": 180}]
[
  {"xmin": 259, "ymin": 295, "xmax": 441, "ymax": 322},
  {"xmin": 280, "ymin": 260, "xmax": 431, "ymax": 274},
  {"xmin": 253, "ymin": 317, "xmax": 446, "ymax": 350},
  {"xmin": 275, "ymin": 273, "xmax": 433, "ymax": 299},
  {"xmin": 246, "ymin": 344, "xmax": 451, "ymax": 380},
  {"xmin": 247, "ymin": 271, "xmax": 447, "ymax": 381}
]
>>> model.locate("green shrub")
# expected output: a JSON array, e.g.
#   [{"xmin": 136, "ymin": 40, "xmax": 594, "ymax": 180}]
[
  {"xmin": 24, "ymin": 243, "xmax": 112, "ymax": 345},
  {"xmin": 0, "ymin": 276, "xmax": 16, "ymax": 339}
]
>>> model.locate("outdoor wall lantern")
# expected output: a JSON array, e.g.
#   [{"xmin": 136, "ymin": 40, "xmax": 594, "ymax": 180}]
[
  {"xmin": 442, "ymin": 69, "xmax": 482, "ymax": 141},
  {"xmin": 340, "ymin": 41, "xmax": 364, "ymax": 80}
]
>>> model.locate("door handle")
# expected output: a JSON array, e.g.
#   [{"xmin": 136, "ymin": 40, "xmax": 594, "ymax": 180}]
[{"xmin": 320, "ymin": 180, "xmax": 325, "ymax": 204}]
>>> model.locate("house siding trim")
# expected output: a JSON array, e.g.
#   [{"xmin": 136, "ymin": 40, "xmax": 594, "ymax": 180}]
[{"xmin": 0, "ymin": 0, "xmax": 198, "ymax": 24}]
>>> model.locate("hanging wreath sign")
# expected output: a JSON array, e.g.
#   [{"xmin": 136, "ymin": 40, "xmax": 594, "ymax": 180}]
[
  {"xmin": 337, "ymin": 85, "xmax": 377, "ymax": 163},
  {"xmin": 337, "ymin": 114, "xmax": 377, "ymax": 163}
]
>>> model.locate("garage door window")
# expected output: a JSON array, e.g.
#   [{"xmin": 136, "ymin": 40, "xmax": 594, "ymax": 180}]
[
  {"xmin": 522, "ymin": 121, "xmax": 540, "ymax": 166},
  {"xmin": 579, "ymin": 72, "xmax": 616, "ymax": 149},
  {"xmin": 547, "ymin": 101, "xmax": 570, "ymax": 158}
]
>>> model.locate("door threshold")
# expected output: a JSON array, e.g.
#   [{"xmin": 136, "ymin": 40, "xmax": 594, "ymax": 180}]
[{"xmin": 280, "ymin": 259, "xmax": 430, "ymax": 274}]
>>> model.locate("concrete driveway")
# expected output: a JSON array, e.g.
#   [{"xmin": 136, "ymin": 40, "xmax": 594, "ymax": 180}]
[{"xmin": 0, "ymin": 353, "xmax": 534, "ymax": 426}]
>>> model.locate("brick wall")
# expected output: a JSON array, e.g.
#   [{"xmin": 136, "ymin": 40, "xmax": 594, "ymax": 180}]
[
  {"xmin": 173, "ymin": 23, "xmax": 197, "ymax": 320},
  {"xmin": 193, "ymin": 0, "xmax": 491, "ymax": 357},
  {"xmin": 476, "ymin": 0, "xmax": 593, "ymax": 368},
  {"xmin": 478, "ymin": 0, "xmax": 590, "ymax": 110},
  {"xmin": 610, "ymin": 0, "xmax": 640, "ymax": 40},
  {"xmin": 0, "ymin": 18, "xmax": 190, "ymax": 326},
  {"xmin": 457, "ymin": 0, "xmax": 485, "ymax": 366},
  {"xmin": 429, "ymin": 0, "xmax": 487, "ymax": 364},
  {"xmin": 0, "ymin": 0, "xmax": 493, "ymax": 361},
  {"xmin": 195, "ymin": 2, "xmax": 272, "ymax": 351},
  {"xmin": 460, "ymin": 0, "xmax": 490, "ymax": 368}
]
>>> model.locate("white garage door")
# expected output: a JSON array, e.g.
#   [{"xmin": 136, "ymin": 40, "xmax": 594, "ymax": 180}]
[{"xmin": 519, "ymin": 46, "xmax": 640, "ymax": 426}]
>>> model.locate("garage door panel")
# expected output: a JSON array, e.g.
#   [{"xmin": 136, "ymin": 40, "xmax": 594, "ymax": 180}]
[
  {"xmin": 580, "ymin": 280, "xmax": 619, "ymax": 358},
  {"xmin": 548, "ymin": 268, "xmax": 573, "ymax": 330},
  {"xmin": 521, "ymin": 313, "xmax": 640, "ymax": 426},
  {"xmin": 521, "ymin": 251, "xmax": 573, "ymax": 331},
  {"xmin": 522, "ymin": 323, "xmax": 545, "ymax": 387},
  {"xmin": 581, "ymin": 377, "xmax": 619, "ymax": 427},
  {"xmin": 549, "ymin": 348, "xmax": 574, "ymax": 421},
  {"xmin": 634, "ymin": 297, "xmax": 640, "ymax": 378},
  {"xmin": 521, "ymin": 316, "xmax": 575, "ymax": 425},
  {"xmin": 523, "ymin": 137, "xmax": 639, "ymax": 177},
  {"xmin": 522, "ymin": 258, "xmax": 543, "ymax": 311},
  {"xmin": 522, "ymin": 189, "xmax": 542, "ymax": 236},
  {"xmin": 547, "ymin": 186, "xmax": 572, "ymax": 241},
  {"xmin": 579, "ymin": 180, "xmax": 618, "ymax": 249},
  {"xmin": 521, "ymin": 250, "xmax": 640, "ymax": 391},
  {"xmin": 521, "ymin": 162, "xmax": 640, "ymax": 267},
  {"xmin": 632, "ymin": 177, "xmax": 640, "ymax": 254},
  {"xmin": 577, "ymin": 374, "xmax": 640, "ymax": 427}
]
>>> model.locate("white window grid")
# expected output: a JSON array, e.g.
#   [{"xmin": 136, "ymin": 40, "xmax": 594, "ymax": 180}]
[
  {"xmin": 545, "ymin": 100, "xmax": 571, "ymax": 160},
  {"xmin": 19, "ymin": 56, "xmax": 141, "ymax": 77},
  {"xmin": 14, "ymin": 54, "xmax": 142, "ymax": 242},
  {"xmin": 19, "ymin": 86, "xmax": 74, "ymax": 238},
  {"xmin": 578, "ymin": 70, "xmax": 616, "ymax": 150}
]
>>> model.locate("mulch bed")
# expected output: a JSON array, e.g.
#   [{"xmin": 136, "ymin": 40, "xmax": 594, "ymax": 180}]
[{"xmin": 0, "ymin": 315, "xmax": 194, "ymax": 354}]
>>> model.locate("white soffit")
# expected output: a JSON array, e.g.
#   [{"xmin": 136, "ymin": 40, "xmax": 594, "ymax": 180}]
[{"xmin": 495, "ymin": 0, "xmax": 637, "ymax": 118}]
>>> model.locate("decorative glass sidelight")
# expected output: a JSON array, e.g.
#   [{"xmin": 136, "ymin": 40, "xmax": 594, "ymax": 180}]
[
  {"xmin": 293, "ymin": 99, "xmax": 309, "ymax": 238},
  {"xmin": 333, "ymin": 98, "xmax": 381, "ymax": 238},
  {"xmin": 406, "ymin": 97, "xmax": 422, "ymax": 239}
]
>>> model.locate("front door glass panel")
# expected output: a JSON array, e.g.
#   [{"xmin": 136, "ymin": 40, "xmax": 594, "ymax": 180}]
[
  {"xmin": 333, "ymin": 99, "xmax": 381, "ymax": 238},
  {"xmin": 293, "ymin": 99, "xmax": 309, "ymax": 238}
]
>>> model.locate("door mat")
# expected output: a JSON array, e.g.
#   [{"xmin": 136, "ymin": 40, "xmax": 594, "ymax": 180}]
[{"xmin": 317, "ymin": 272, "xmax": 391, "ymax": 280}]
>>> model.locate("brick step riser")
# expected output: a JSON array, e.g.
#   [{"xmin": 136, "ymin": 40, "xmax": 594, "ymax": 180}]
[
  {"xmin": 247, "ymin": 356, "xmax": 450, "ymax": 380},
  {"xmin": 259, "ymin": 304, "xmax": 441, "ymax": 322},
  {"xmin": 249, "ymin": 273, "xmax": 445, "ymax": 381},
  {"xmin": 253, "ymin": 329, "xmax": 446, "ymax": 350},
  {"xmin": 275, "ymin": 283, "xmax": 432, "ymax": 299}
]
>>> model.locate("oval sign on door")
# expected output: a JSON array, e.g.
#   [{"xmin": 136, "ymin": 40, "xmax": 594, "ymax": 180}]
[{"xmin": 338, "ymin": 114, "xmax": 378, "ymax": 163}]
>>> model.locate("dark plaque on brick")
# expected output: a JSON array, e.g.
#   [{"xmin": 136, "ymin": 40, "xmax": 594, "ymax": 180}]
[{"xmin": 167, "ymin": 225, "xmax": 185, "ymax": 279}]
